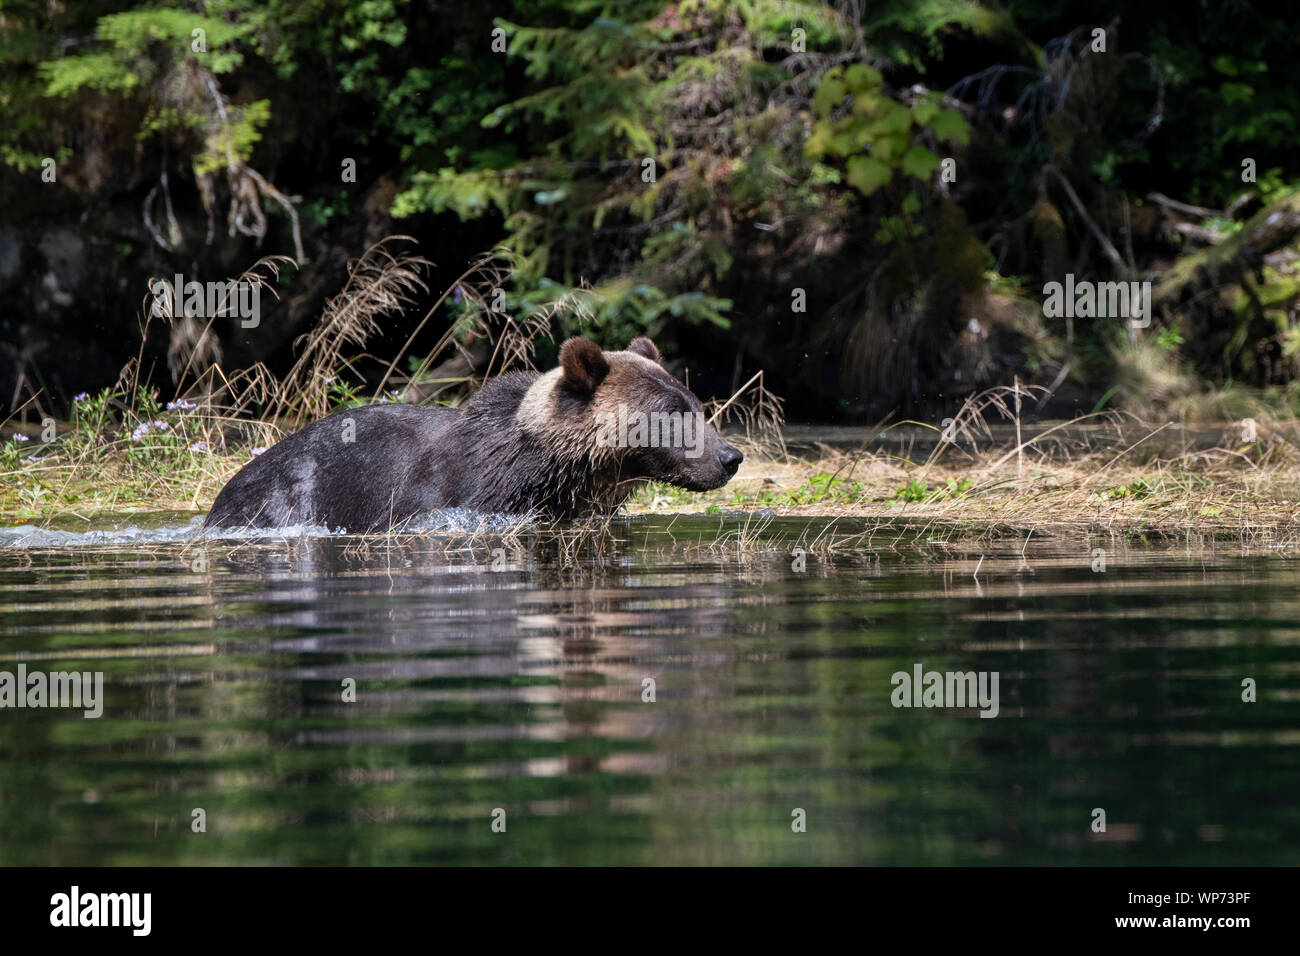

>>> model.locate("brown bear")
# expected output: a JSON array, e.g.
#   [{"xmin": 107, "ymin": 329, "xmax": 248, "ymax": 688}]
[{"xmin": 204, "ymin": 337, "xmax": 743, "ymax": 531}]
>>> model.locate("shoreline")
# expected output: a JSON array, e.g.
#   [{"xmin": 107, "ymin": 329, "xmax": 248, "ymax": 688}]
[{"xmin": 5, "ymin": 421, "xmax": 1300, "ymax": 543}]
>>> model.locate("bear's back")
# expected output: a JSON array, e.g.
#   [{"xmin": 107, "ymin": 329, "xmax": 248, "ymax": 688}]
[{"xmin": 205, "ymin": 403, "xmax": 460, "ymax": 530}]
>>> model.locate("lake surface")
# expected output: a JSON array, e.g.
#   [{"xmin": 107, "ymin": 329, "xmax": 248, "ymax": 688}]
[{"xmin": 1, "ymin": 514, "xmax": 1296, "ymax": 865}]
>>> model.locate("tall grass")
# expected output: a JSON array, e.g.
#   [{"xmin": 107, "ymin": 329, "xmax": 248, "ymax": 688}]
[{"xmin": 0, "ymin": 237, "xmax": 556, "ymax": 523}]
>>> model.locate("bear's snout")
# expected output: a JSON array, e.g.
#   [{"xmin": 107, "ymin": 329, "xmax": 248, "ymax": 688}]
[{"xmin": 718, "ymin": 444, "xmax": 743, "ymax": 476}]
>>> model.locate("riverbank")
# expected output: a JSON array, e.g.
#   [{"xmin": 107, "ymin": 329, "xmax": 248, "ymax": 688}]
[
  {"xmin": 5, "ymin": 400, "xmax": 1300, "ymax": 541},
  {"xmin": 639, "ymin": 422, "xmax": 1300, "ymax": 535}
]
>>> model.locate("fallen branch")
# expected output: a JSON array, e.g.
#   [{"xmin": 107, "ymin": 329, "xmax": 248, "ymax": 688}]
[
  {"xmin": 1044, "ymin": 164, "xmax": 1129, "ymax": 276},
  {"xmin": 1171, "ymin": 221, "xmax": 1225, "ymax": 245},
  {"xmin": 1147, "ymin": 191, "xmax": 1222, "ymax": 220}
]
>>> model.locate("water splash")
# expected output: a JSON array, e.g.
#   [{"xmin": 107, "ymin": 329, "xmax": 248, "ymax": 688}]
[
  {"xmin": 0, "ymin": 508, "xmax": 531, "ymax": 548},
  {"xmin": 0, "ymin": 517, "xmax": 209, "ymax": 548}
]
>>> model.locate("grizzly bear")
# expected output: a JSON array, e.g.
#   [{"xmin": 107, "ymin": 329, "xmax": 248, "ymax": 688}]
[{"xmin": 204, "ymin": 337, "xmax": 743, "ymax": 531}]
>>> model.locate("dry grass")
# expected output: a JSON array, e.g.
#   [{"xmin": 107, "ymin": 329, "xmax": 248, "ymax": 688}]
[
  {"xmin": 0, "ymin": 237, "xmax": 552, "ymax": 525},
  {"xmin": 629, "ymin": 394, "xmax": 1300, "ymax": 544},
  {"xmin": 272, "ymin": 237, "xmax": 433, "ymax": 424}
]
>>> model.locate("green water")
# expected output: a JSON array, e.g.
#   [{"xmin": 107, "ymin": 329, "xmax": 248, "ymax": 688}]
[{"xmin": 0, "ymin": 516, "xmax": 1297, "ymax": 865}]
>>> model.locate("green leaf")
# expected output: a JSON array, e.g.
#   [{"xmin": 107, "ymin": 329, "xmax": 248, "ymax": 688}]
[
  {"xmin": 846, "ymin": 155, "xmax": 891, "ymax": 195},
  {"xmin": 870, "ymin": 132, "xmax": 906, "ymax": 162},
  {"xmin": 813, "ymin": 74, "xmax": 847, "ymax": 117},
  {"xmin": 901, "ymin": 145, "xmax": 940, "ymax": 179},
  {"xmin": 1211, "ymin": 55, "xmax": 1238, "ymax": 76},
  {"xmin": 930, "ymin": 108, "xmax": 970, "ymax": 145},
  {"xmin": 1220, "ymin": 82, "xmax": 1254, "ymax": 105},
  {"xmin": 874, "ymin": 100, "xmax": 914, "ymax": 135},
  {"xmin": 804, "ymin": 123, "xmax": 834, "ymax": 157},
  {"xmin": 843, "ymin": 63, "xmax": 882, "ymax": 93}
]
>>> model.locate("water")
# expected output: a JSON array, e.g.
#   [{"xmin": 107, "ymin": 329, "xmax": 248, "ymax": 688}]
[{"xmin": 1, "ymin": 514, "xmax": 1297, "ymax": 865}]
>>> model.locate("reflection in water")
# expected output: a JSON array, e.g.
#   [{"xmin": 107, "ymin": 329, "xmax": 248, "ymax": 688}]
[{"xmin": 0, "ymin": 516, "xmax": 1297, "ymax": 865}]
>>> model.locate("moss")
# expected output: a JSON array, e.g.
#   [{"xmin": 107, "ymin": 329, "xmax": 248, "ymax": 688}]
[{"xmin": 1155, "ymin": 193, "xmax": 1300, "ymax": 303}]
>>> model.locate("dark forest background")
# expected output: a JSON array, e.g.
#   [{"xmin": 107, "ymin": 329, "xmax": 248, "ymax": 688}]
[{"xmin": 2, "ymin": 0, "xmax": 1298, "ymax": 424}]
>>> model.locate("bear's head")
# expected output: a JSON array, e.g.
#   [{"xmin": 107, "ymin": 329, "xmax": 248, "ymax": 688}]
[{"xmin": 518, "ymin": 336, "xmax": 743, "ymax": 495}]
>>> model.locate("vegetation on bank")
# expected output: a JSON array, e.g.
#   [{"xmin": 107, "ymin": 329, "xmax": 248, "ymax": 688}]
[{"xmin": 5, "ymin": 371, "xmax": 1299, "ymax": 535}]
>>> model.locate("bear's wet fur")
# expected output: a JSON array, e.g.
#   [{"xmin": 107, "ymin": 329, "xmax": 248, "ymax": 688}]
[{"xmin": 204, "ymin": 337, "xmax": 743, "ymax": 531}]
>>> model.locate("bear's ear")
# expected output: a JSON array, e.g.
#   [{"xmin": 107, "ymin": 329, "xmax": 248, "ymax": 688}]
[
  {"xmin": 559, "ymin": 337, "xmax": 610, "ymax": 394},
  {"xmin": 627, "ymin": 337, "xmax": 661, "ymax": 364}
]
